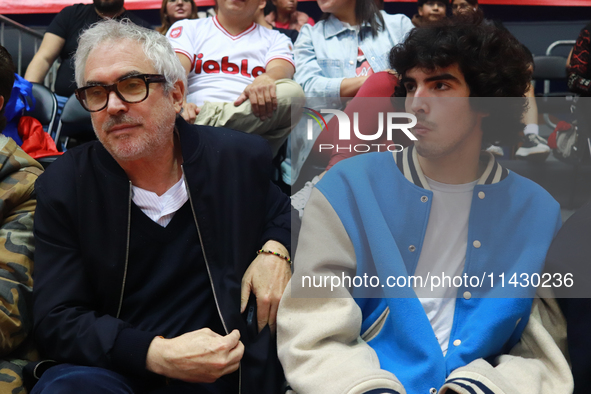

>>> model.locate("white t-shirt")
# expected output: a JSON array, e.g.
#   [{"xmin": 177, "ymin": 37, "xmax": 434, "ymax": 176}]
[
  {"xmin": 167, "ymin": 16, "xmax": 295, "ymax": 106},
  {"xmin": 413, "ymin": 177, "xmax": 477, "ymax": 355},
  {"xmin": 132, "ymin": 177, "xmax": 188, "ymax": 227}
]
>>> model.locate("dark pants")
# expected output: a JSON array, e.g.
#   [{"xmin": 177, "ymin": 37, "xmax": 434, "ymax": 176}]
[
  {"xmin": 31, "ymin": 364, "xmax": 144, "ymax": 394},
  {"xmin": 30, "ymin": 364, "xmax": 220, "ymax": 394}
]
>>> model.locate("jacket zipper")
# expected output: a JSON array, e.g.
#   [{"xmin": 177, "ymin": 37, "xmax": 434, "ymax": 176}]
[
  {"xmin": 182, "ymin": 166, "xmax": 242, "ymax": 394},
  {"xmin": 113, "ymin": 175, "xmax": 242, "ymax": 392},
  {"xmin": 116, "ymin": 181, "xmax": 133, "ymax": 319}
]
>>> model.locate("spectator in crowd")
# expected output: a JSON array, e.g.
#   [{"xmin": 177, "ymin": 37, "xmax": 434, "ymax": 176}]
[
  {"xmin": 568, "ymin": 20, "xmax": 591, "ymax": 96},
  {"xmin": 295, "ymin": 0, "xmax": 411, "ymax": 98},
  {"xmin": 567, "ymin": 22, "xmax": 591, "ymax": 152},
  {"xmin": 156, "ymin": 0, "xmax": 198, "ymax": 35},
  {"xmin": 555, "ymin": 20, "xmax": 591, "ymax": 394},
  {"xmin": 31, "ymin": 20, "xmax": 291, "ymax": 394},
  {"xmin": 24, "ymin": 0, "xmax": 150, "ymax": 106},
  {"xmin": 412, "ymin": 0, "xmax": 448, "ymax": 27},
  {"xmin": 0, "ymin": 45, "xmax": 44, "ymax": 394},
  {"xmin": 265, "ymin": 0, "xmax": 314, "ymax": 32},
  {"xmin": 451, "ymin": 0, "xmax": 549, "ymax": 160},
  {"xmin": 451, "ymin": 0, "xmax": 478, "ymax": 15},
  {"xmin": 290, "ymin": 68, "xmax": 409, "ymax": 218},
  {"xmin": 167, "ymin": 0, "xmax": 304, "ymax": 157},
  {"xmin": 288, "ymin": 0, "xmax": 412, "ymax": 211},
  {"xmin": 544, "ymin": 201, "xmax": 591, "ymax": 394},
  {"xmin": 256, "ymin": 1, "xmax": 299, "ymax": 44},
  {"xmin": 278, "ymin": 19, "xmax": 571, "ymax": 394}
]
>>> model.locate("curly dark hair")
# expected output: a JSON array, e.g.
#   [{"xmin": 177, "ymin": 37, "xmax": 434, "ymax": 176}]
[
  {"xmin": 389, "ymin": 15, "xmax": 532, "ymax": 145},
  {"xmin": 0, "ymin": 46, "xmax": 15, "ymax": 133}
]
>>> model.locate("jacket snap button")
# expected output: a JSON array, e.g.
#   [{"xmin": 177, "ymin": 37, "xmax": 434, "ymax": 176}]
[
  {"xmin": 453, "ymin": 339, "xmax": 461, "ymax": 346},
  {"xmin": 478, "ymin": 191, "xmax": 485, "ymax": 199},
  {"xmin": 430, "ymin": 389, "xmax": 437, "ymax": 394},
  {"xmin": 409, "ymin": 245, "xmax": 416, "ymax": 252},
  {"xmin": 463, "ymin": 291, "xmax": 471, "ymax": 300},
  {"xmin": 473, "ymin": 240, "xmax": 481, "ymax": 248},
  {"xmin": 421, "ymin": 196, "xmax": 428, "ymax": 203}
]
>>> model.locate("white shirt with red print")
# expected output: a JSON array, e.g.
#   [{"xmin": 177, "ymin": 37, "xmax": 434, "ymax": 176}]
[{"xmin": 167, "ymin": 16, "xmax": 295, "ymax": 106}]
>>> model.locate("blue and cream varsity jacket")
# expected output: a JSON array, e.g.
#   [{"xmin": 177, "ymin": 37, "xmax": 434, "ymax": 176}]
[{"xmin": 278, "ymin": 146, "xmax": 572, "ymax": 394}]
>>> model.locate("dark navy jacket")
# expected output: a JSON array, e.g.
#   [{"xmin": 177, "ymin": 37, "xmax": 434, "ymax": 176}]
[{"xmin": 33, "ymin": 118, "xmax": 291, "ymax": 393}]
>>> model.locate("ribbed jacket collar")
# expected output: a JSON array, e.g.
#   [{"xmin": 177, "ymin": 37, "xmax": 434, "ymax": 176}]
[{"xmin": 393, "ymin": 144, "xmax": 509, "ymax": 190}]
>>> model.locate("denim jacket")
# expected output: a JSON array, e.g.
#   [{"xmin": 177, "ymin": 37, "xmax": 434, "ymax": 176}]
[{"xmin": 294, "ymin": 11, "xmax": 413, "ymax": 97}]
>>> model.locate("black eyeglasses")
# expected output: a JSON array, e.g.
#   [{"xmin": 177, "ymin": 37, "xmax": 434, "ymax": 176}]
[{"xmin": 75, "ymin": 74, "xmax": 167, "ymax": 112}]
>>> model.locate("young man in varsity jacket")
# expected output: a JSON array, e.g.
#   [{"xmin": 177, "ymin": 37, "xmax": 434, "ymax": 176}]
[{"xmin": 277, "ymin": 17, "xmax": 572, "ymax": 394}]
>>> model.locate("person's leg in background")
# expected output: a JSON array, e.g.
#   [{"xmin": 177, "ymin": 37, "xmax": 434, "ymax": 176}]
[
  {"xmin": 195, "ymin": 79, "xmax": 304, "ymax": 157},
  {"xmin": 292, "ymin": 71, "xmax": 412, "ymax": 217},
  {"xmin": 305, "ymin": 71, "xmax": 402, "ymax": 171},
  {"xmin": 515, "ymin": 81, "xmax": 551, "ymax": 160}
]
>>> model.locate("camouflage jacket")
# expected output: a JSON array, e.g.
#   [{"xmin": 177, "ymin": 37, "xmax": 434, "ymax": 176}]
[{"xmin": 0, "ymin": 135, "xmax": 42, "ymax": 393}]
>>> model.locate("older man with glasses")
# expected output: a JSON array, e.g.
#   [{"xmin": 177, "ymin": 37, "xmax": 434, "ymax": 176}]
[{"xmin": 30, "ymin": 20, "xmax": 291, "ymax": 394}]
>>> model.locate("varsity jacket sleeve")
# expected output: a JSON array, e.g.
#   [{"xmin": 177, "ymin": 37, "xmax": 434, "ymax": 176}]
[
  {"xmin": 440, "ymin": 295, "xmax": 572, "ymax": 394},
  {"xmin": 567, "ymin": 23, "xmax": 591, "ymax": 95},
  {"xmin": 293, "ymin": 24, "xmax": 345, "ymax": 98},
  {"xmin": 277, "ymin": 188, "xmax": 406, "ymax": 394}
]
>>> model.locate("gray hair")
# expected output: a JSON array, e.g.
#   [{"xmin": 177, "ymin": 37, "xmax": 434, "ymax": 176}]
[{"xmin": 74, "ymin": 19, "xmax": 187, "ymax": 93}]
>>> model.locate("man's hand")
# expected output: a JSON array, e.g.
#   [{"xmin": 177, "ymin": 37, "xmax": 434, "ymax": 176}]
[
  {"xmin": 146, "ymin": 328, "xmax": 244, "ymax": 383},
  {"xmin": 233, "ymin": 74, "xmax": 278, "ymax": 121},
  {"xmin": 181, "ymin": 102, "xmax": 200, "ymax": 123},
  {"xmin": 240, "ymin": 240, "xmax": 291, "ymax": 334}
]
